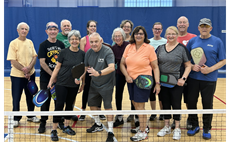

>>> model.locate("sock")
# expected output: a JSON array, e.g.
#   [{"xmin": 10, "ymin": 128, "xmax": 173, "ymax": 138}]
[
  {"xmin": 118, "ymin": 116, "xmax": 123, "ymax": 121},
  {"xmin": 108, "ymin": 121, "xmax": 113, "ymax": 133},
  {"xmin": 94, "ymin": 115, "xmax": 101, "ymax": 126}
]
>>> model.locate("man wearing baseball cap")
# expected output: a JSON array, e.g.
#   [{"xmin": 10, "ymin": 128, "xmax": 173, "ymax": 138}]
[{"xmin": 186, "ymin": 18, "xmax": 226, "ymax": 139}]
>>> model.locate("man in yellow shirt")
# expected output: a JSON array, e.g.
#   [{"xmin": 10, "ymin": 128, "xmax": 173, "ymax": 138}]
[{"xmin": 7, "ymin": 22, "xmax": 40, "ymax": 127}]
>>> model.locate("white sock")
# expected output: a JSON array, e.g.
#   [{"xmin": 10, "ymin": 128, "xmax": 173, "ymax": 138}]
[
  {"xmin": 94, "ymin": 115, "xmax": 101, "ymax": 126},
  {"xmin": 118, "ymin": 116, "xmax": 123, "ymax": 121},
  {"xmin": 108, "ymin": 121, "xmax": 113, "ymax": 133}
]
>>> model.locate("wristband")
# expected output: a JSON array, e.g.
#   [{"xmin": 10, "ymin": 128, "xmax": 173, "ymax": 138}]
[{"xmin": 156, "ymin": 82, "xmax": 161, "ymax": 85}]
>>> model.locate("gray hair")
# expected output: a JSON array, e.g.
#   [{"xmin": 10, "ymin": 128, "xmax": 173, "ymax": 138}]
[
  {"xmin": 89, "ymin": 32, "xmax": 102, "ymax": 41},
  {"xmin": 112, "ymin": 27, "xmax": 126, "ymax": 42},
  {"xmin": 60, "ymin": 19, "xmax": 72, "ymax": 27},
  {"xmin": 46, "ymin": 22, "xmax": 58, "ymax": 30},
  {"xmin": 17, "ymin": 22, "xmax": 30, "ymax": 31},
  {"xmin": 68, "ymin": 30, "xmax": 81, "ymax": 40}
]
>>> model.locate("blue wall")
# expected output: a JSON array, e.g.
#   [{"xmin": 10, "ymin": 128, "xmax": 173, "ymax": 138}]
[{"xmin": 4, "ymin": 7, "xmax": 226, "ymax": 77}]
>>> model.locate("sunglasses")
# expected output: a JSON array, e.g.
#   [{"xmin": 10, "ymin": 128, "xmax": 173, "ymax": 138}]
[{"xmin": 200, "ymin": 24, "xmax": 211, "ymax": 28}]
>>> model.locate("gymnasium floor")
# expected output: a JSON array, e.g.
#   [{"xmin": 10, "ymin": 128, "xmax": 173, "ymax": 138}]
[{"xmin": 4, "ymin": 77, "xmax": 226, "ymax": 142}]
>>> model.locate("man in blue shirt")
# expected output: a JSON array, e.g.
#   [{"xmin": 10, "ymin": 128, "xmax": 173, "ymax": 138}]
[{"xmin": 186, "ymin": 18, "xmax": 226, "ymax": 140}]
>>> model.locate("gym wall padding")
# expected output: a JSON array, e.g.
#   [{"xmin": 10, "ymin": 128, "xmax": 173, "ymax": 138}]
[{"xmin": 4, "ymin": 7, "xmax": 226, "ymax": 76}]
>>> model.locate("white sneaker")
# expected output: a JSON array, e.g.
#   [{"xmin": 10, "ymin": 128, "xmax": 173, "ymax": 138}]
[
  {"xmin": 27, "ymin": 117, "xmax": 40, "ymax": 123},
  {"xmin": 173, "ymin": 128, "xmax": 181, "ymax": 140},
  {"xmin": 130, "ymin": 130, "xmax": 148, "ymax": 141},
  {"xmin": 131, "ymin": 126, "xmax": 150, "ymax": 133},
  {"xmin": 13, "ymin": 121, "xmax": 19, "ymax": 128},
  {"xmin": 157, "ymin": 126, "xmax": 171, "ymax": 137}
]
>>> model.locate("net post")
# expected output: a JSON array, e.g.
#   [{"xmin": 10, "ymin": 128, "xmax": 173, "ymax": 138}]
[{"xmin": 8, "ymin": 115, "xmax": 14, "ymax": 142}]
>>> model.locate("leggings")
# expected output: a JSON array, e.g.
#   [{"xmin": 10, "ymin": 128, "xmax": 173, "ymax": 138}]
[{"xmin": 53, "ymin": 85, "xmax": 79, "ymax": 123}]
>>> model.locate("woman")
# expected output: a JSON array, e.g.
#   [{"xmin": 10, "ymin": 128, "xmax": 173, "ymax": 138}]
[
  {"xmin": 111, "ymin": 27, "xmax": 129, "ymax": 127},
  {"xmin": 79, "ymin": 20, "xmax": 106, "ymax": 120},
  {"xmin": 48, "ymin": 30, "xmax": 85, "ymax": 141},
  {"xmin": 156, "ymin": 26, "xmax": 191, "ymax": 140},
  {"xmin": 120, "ymin": 26, "xmax": 160, "ymax": 141}
]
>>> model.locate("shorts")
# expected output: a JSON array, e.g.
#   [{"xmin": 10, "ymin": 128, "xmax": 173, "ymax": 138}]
[
  {"xmin": 88, "ymin": 86, "xmax": 113, "ymax": 109},
  {"xmin": 127, "ymin": 82, "xmax": 151, "ymax": 103}
]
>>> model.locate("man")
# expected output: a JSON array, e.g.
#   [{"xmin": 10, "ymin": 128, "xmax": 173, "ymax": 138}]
[
  {"xmin": 85, "ymin": 32, "xmax": 115, "ymax": 142},
  {"xmin": 7, "ymin": 22, "xmax": 40, "ymax": 127},
  {"xmin": 171, "ymin": 16, "xmax": 197, "ymax": 129},
  {"xmin": 148, "ymin": 22, "xmax": 167, "ymax": 121},
  {"xmin": 186, "ymin": 18, "xmax": 226, "ymax": 140},
  {"xmin": 56, "ymin": 19, "xmax": 72, "ymax": 48},
  {"xmin": 56, "ymin": 19, "xmax": 78, "ymax": 121},
  {"xmin": 37, "ymin": 22, "xmax": 65, "ymax": 133}
]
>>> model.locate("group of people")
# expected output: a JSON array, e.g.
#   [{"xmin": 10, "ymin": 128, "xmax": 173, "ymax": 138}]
[{"xmin": 7, "ymin": 16, "xmax": 226, "ymax": 142}]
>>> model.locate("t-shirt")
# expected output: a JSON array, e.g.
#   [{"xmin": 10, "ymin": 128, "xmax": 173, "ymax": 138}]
[
  {"xmin": 149, "ymin": 37, "xmax": 167, "ymax": 50},
  {"xmin": 157, "ymin": 43, "xmax": 190, "ymax": 79},
  {"xmin": 56, "ymin": 48, "xmax": 85, "ymax": 87},
  {"xmin": 177, "ymin": 33, "xmax": 196, "ymax": 46},
  {"xmin": 122, "ymin": 43, "xmax": 157, "ymax": 80},
  {"xmin": 7, "ymin": 38, "xmax": 37, "ymax": 77},
  {"xmin": 186, "ymin": 35, "xmax": 226, "ymax": 81},
  {"xmin": 112, "ymin": 41, "xmax": 129, "ymax": 75},
  {"xmin": 38, "ymin": 40, "xmax": 65, "ymax": 83},
  {"xmin": 84, "ymin": 45, "xmax": 115, "ymax": 90},
  {"xmin": 56, "ymin": 32, "xmax": 71, "ymax": 48}
]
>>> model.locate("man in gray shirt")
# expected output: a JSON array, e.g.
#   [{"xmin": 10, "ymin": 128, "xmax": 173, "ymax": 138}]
[{"xmin": 84, "ymin": 32, "xmax": 115, "ymax": 142}]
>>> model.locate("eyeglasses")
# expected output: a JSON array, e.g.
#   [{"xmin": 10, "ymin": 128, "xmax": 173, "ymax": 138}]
[
  {"xmin": 70, "ymin": 38, "xmax": 79, "ymax": 41},
  {"xmin": 123, "ymin": 26, "xmax": 131, "ymax": 29},
  {"xmin": 166, "ymin": 33, "xmax": 177, "ymax": 36},
  {"xmin": 200, "ymin": 24, "xmax": 211, "ymax": 28},
  {"xmin": 134, "ymin": 32, "xmax": 144, "ymax": 36},
  {"xmin": 153, "ymin": 28, "xmax": 162, "ymax": 31},
  {"xmin": 114, "ymin": 35, "xmax": 122, "ymax": 39},
  {"xmin": 89, "ymin": 25, "xmax": 96, "ymax": 28}
]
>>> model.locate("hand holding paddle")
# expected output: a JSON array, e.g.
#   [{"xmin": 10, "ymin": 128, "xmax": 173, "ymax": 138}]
[{"xmin": 191, "ymin": 47, "xmax": 207, "ymax": 67}]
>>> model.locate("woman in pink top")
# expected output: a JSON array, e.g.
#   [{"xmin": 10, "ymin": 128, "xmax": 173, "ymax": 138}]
[
  {"xmin": 79, "ymin": 20, "xmax": 106, "ymax": 120},
  {"xmin": 120, "ymin": 26, "xmax": 161, "ymax": 141}
]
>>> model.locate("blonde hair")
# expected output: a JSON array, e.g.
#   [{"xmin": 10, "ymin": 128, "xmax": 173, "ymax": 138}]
[{"xmin": 165, "ymin": 26, "xmax": 179, "ymax": 38}]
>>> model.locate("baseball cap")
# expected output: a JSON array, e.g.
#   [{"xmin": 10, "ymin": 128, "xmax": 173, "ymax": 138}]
[{"xmin": 199, "ymin": 18, "xmax": 212, "ymax": 26}]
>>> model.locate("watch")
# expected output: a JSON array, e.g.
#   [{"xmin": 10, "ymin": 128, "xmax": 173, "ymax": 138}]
[
  {"xmin": 98, "ymin": 70, "xmax": 102, "ymax": 76},
  {"xmin": 182, "ymin": 77, "xmax": 187, "ymax": 81}
]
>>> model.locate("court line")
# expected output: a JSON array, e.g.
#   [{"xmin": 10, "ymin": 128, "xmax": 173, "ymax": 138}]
[
  {"xmin": 74, "ymin": 106, "xmax": 118, "ymax": 142},
  {"xmin": 214, "ymin": 95, "xmax": 226, "ymax": 105}
]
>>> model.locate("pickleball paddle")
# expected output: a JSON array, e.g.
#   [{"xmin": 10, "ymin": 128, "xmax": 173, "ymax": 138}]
[
  {"xmin": 27, "ymin": 80, "xmax": 38, "ymax": 96},
  {"xmin": 134, "ymin": 75, "xmax": 153, "ymax": 90},
  {"xmin": 191, "ymin": 47, "xmax": 207, "ymax": 66},
  {"xmin": 71, "ymin": 62, "xmax": 85, "ymax": 80},
  {"xmin": 33, "ymin": 88, "xmax": 50, "ymax": 107},
  {"xmin": 160, "ymin": 74, "xmax": 178, "ymax": 88}
]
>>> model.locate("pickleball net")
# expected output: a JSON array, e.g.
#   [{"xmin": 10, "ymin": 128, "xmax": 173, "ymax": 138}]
[{"xmin": 4, "ymin": 109, "xmax": 226, "ymax": 142}]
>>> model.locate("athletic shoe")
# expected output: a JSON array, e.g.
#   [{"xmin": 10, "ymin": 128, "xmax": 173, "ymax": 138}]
[
  {"xmin": 71, "ymin": 115, "xmax": 78, "ymax": 121},
  {"xmin": 106, "ymin": 132, "xmax": 114, "ymax": 142},
  {"xmin": 99, "ymin": 115, "xmax": 106, "ymax": 120},
  {"xmin": 130, "ymin": 130, "xmax": 148, "ymax": 141},
  {"xmin": 149, "ymin": 114, "xmax": 156, "ymax": 121},
  {"xmin": 131, "ymin": 121, "xmax": 140, "ymax": 133},
  {"xmin": 157, "ymin": 126, "xmax": 171, "ymax": 137},
  {"xmin": 13, "ymin": 121, "xmax": 19, "ymax": 128},
  {"xmin": 79, "ymin": 115, "xmax": 86, "ymax": 121},
  {"xmin": 38, "ymin": 122, "xmax": 46, "ymax": 133},
  {"xmin": 27, "ymin": 116, "xmax": 40, "ymax": 123},
  {"xmin": 63, "ymin": 126, "xmax": 76, "ymax": 135},
  {"xmin": 172, "ymin": 128, "xmax": 181, "ymax": 140},
  {"xmin": 58, "ymin": 122, "xmax": 65, "ymax": 130},
  {"xmin": 113, "ymin": 118, "xmax": 124, "ymax": 127},
  {"xmin": 127, "ymin": 115, "xmax": 134, "ymax": 122},
  {"xmin": 158, "ymin": 115, "xmax": 164, "ymax": 121},
  {"xmin": 187, "ymin": 126, "xmax": 200, "ymax": 136},
  {"xmin": 51, "ymin": 130, "xmax": 59, "ymax": 141},
  {"xmin": 131, "ymin": 125, "xmax": 150, "ymax": 134},
  {"xmin": 186, "ymin": 119, "xmax": 192, "ymax": 130},
  {"xmin": 203, "ymin": 129, "xmax": 211, "ymax": 140},
  {"xmin": 86, "ymin": 123, "xmax": 103, "ymax": 133}
]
